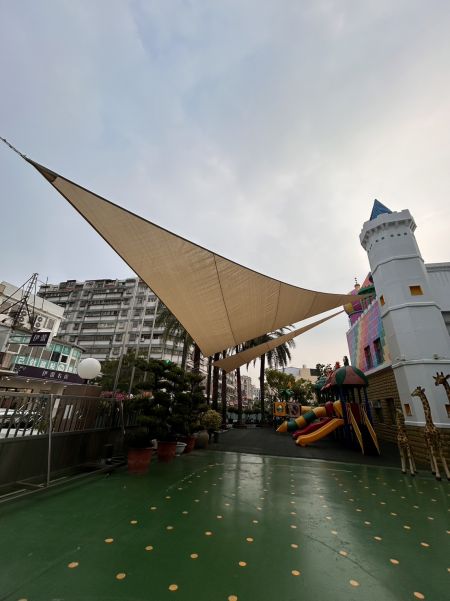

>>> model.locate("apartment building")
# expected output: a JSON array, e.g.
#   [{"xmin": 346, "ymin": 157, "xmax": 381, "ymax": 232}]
[{"xmin": 38, "ymin": 278, "xmax": 195, "ymax": 367}]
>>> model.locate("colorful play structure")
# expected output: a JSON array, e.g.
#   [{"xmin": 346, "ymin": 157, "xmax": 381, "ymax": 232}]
[{"xmin": 276, "ymin": 365, "xmax": 380, "ymax": 455}]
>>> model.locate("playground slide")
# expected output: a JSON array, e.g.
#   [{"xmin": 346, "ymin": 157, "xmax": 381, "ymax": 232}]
[
  {"xmin": 277, "ymin": 406, "xmax": 327, "ymax": 433},
  {"xmin": 292, "ymin": 417, "xmax": 333, "ymax": 439},
  {"xmin": 296, "ymin": 418, "xmax": 344, "ymax": 446}
]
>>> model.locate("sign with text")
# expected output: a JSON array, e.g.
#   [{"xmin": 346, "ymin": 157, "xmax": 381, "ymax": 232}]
[
  {"xmin": 28, "ymin": 332, "xmax": 51, "ymax": 347},
  {"xmin": 15, "ymin": 364, "xmax": 85, "ymax": 384}
]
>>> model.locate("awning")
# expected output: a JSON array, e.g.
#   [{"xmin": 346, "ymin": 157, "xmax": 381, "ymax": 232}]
[
  {"xmin": 213, "ymin": 311, "xmax": 343, "ymax": 373},
  {"xmin": 28, "ymin": 158, "xmax": 358, "ymax": 357}
]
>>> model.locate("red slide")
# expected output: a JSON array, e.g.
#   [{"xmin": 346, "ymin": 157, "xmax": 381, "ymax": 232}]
[{"xmin": 291, "ymin": 417, "xmax": 333, "ymax": 439}]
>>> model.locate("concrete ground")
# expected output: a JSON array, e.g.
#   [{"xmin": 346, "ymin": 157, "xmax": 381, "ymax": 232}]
[
  {"xmin": 0, "ymin": 447, "xmax": 448, "ymax": 601},
  {"xmin": 213, "ymin": 424, "xmax": 402, "ymax": 467}
]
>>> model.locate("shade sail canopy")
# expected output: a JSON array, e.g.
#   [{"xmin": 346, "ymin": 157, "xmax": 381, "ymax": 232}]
[
  {"xmin": 213, "ymin": 311, "xmax": 343, "ymax": 373},
  {"xmin": 28, "ymin": 158, "xmax": 358, "ymax": 357}
]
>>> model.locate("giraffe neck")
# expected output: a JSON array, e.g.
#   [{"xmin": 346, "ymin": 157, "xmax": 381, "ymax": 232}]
[
  {"xmin": 441, "ymin": 379, "xmax": 450, "ymax": 400},
  {"xmin": 419, "ymin": 393, "xmax": 434, "ymax": 427}
]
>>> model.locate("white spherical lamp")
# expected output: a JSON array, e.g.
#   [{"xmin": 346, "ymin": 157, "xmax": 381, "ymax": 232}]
[{"xmin": 77, "ymin": 358, "xmax": 101, "ymax": 380}]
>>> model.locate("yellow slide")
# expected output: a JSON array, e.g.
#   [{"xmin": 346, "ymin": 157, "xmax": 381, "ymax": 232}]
[
  {"xmin": 277, "ymin": 406, "xmax": 327, "ymax": 433},
  {"xmin": 296, "ymin": 418, "xmax": 344, "ymax": 446}
]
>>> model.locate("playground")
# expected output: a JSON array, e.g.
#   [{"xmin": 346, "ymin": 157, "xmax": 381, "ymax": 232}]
[{"xmin": 1, "ymin": 449, "xmax": 448, "ymax": 601}]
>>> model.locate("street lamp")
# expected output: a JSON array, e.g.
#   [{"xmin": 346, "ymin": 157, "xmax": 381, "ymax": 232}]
[{"xmin": 77, "ymin": 358, "xmax": 101, "ymax": 380}]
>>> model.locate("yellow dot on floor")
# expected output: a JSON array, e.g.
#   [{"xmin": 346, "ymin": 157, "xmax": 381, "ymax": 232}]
[
  {"xmin": 145, "ymin": 545, "xmax": 153, "ymax": 551},
  {"xmin": 246, "ymin": 537, "xmax": 254, "ymax": 543},
  {"xmin": 252, "ymin": 520, "xmax": 258, "ymax": 524},
  {"xmin": 116, "ymin": 573, "xmax": 126, "ymax": 580},
  {"xmin": 420, "ymin": 542, "xmax": 430, "ymax": 548},
  {"xmin": 68, "ymin": 562, "xmax": 79, "ymax": 569},
  {"xmin": 239, "ymin": 561, "xmax": 247, "ymax": 567},
  {"xmin": 166, "ymin": 496, "xmax": 171, "ymax": 500},
  {"xmin": 130, "ymin": 520, "xmax": 138, "ymax": 524},
  {"xmin": 225, "ymin": 503, "xmax": 230, "ymax": 507},
  {"xmin": 104, "ymin": 538, "xmax": 114, "ymax": 544},
  {"xmin": 413, "ymin": 593, "xmax": 425, "ymax": 600},
  {"xmin": 291, "ymin": 570, "xmax": 301, "ymax": 576},
  {"xmin": 228, "ymin": 596, "xmax": 238, "ymax": 601},
  {"xmin": 356, "ymin": 508, "xmax": 362, "ymax": 512},
  {"xmin": 290, "ymin": 525, "xmax": 297, "ymax": 529},
  {"xmin": 339, "ymin": 550, "xmax": 348, "ymax": 557},
  {"xmin": 182, "ymin": 511, "xmax": 188, "ymax": 515},
  {"xmin": 364, "ymin": 521, "xmax": 371, "ymax": 525},
  {"xmin": 374, "ymin": 536, "xmax": 382, "ymax": 541},
  {"xmin": 349, "ymin": 580, "xmax": 360, "ymax": 587},
  {"xmin": 205, "ymin": 531, "xmax": 213, "ymax": 536},
  {"xmin": 190, "ymin": 553, "xmax": 199, "ymax": 559},
  {"xmin": 194, "ymin": 499, "xmax": 200, "ymax": 503},
  {"xmin": 150, "ymin": 506, "xmax": 157, "ymax": 510},
  {"xmin": 290, "ymin": 511, "xmax": 296, "ymax": 515},
  {"xmin": 331, "ymin": 530, "xmax": 338, "ymax": 535},
  {"xmin": 291, "ymin": 543, "xmax": 298, "ymax": 549},
  {"xmin": 390, "ymin": 559, "xmax": 399, "ymax": 565},
  {"xmin": 168, "ymin": 584, "xmax": 178, "ymax": 591},
  {"xmin": 404, "ymin": 525, "xmax": 411, "ymax": 530},
  {"xmin": 166, "ymin": 526, "xmax": 174, "ymax": 530},
  {"xmin": 390, "ymin": 512, "xmax": 397, "ymax": 516}
]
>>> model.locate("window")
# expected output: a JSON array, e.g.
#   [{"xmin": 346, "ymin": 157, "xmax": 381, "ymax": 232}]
[
  {"xmin": 379, "ymin": 295, "xmax": 385, "ymax": 306},
  {"xmin": 60, "ymin": 355, "xmax": 68, "ymax": 363},
  {"xmin": 50, "ymin": 351, "xmax": 61, "ymax": 362},
  {"xmin": 386, "ymin": 398, "xmax": 396, "ymax": 424},
  {"xmin": 404, "ymin": 403, "xmax": 412, "ymax": 416},
  {"xmin": 409, "ymin": 285, "xmax": 423, "ymax": 296},
  {"xmin": 373, "ymin": 338, "xmax": 384, "ymax": 365},
  {"xmin": 364, "ymin": 346, "xmax": 373, "ymax": 369}
]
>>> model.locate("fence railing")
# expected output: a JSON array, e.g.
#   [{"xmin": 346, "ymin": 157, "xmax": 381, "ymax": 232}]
[
  {"xmin": 0, "ymin": 393, "xmax": 138, "ymax": 439},
  {"xmin": 0, "ymin": 393, "xmax": 138, "ymax": 492}
]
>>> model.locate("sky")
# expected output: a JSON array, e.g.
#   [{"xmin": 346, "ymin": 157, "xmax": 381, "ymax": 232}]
[{"xmin": 1, "ymin": 0, "xmax": 450, "ymax": 385}]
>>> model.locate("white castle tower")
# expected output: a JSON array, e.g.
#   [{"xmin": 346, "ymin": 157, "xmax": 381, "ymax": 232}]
[{"xmin": 360, "ymin": 200, "xmax": 450, "ymax": 427}]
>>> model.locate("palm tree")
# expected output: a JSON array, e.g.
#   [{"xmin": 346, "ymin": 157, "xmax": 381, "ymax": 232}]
[
  {"xmin": 244, "ymin": 329, "xmax": 295, "ymax": 423},
  {"xmin": 155, "ymin": 304, "xmax": 201, "ymax": 372}
]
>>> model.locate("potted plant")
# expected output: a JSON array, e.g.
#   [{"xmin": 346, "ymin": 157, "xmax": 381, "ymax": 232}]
[
  {"xmin": 124, "ymin": 428, "xmax": 152, "ymax": 474},
  {"xmin": 171, "ymin": 371, "xmax": 207, "ymax": 453},
  {"xmin": 201, "ymin": 409, "xmax": 222, "ymax": 444},
  {"xmin": 133, "ymin": 359, "xmax": 184, "ymax": 463}
]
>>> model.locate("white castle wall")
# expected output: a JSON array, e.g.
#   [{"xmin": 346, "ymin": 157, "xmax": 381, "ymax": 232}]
[{"xmin": 360, "ymin": 209, "xmax": 450, "ymax": 427}]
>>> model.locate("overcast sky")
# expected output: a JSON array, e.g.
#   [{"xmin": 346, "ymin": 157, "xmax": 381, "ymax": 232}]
[{"xmin": 1, "ymin": 1, "xmax": 450, "ymax": 384}]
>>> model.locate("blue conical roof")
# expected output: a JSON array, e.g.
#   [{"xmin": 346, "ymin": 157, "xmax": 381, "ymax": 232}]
[{"xmin": 370, "ymin": 199, "xmax": 392, "ymax": 221}]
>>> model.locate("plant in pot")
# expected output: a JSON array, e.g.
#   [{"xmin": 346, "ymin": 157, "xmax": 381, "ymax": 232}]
[
  {"xmin": 201, "ymin": 409, "xmax": 223, "ymax": 444},
  {"xmin": 124, "ymin": 428, "xmax": 152, "ymax": 474},
  {"xmin": 172, "ymin": 371, "xmax": 207, "ymax": 454},
  {"xmin": 133, "ymin": 359, "xmax": 184, "ymax": 463}
]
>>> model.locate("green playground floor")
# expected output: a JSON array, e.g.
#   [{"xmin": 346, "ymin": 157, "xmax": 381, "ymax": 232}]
[{"xmin": 0, "ymin": 451, "xmax": 448, "ymax": 601}]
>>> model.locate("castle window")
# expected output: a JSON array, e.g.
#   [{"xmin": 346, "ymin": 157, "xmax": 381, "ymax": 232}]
[
  {"xmin": 445, "ymin": 404, "xmax": 450, "ymax": 419},
  {"xmin": 404, "ymin": 403, "xmax": 412, "ymax": 416},
  {"xmin": 364, "ymin": 346, "xmax": 373, "ymax": 369},
  {"xmin": 373, "ymin": 338, "xmax": 384, "ymax": 364},
  {"xmin": 379, "ymin": 295, "xmax": 385, "ymax": 306},
  {"xmin": 409, "ymin": 285, "xmax": 423, "ymax": 296},
  {"xmin": 386, "ymin": 398, "xmax": 396, "ymax": 424}
]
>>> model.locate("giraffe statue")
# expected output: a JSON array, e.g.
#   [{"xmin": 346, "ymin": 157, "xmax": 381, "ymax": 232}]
[
  {"xmin": 395, "ymin": 408, "xmax": 417, "ymax": 476},
  {"xmin": 411, "ymin": 386, "xmax": 450, "ymax": 481},
  {"xmin": 433, "ymin": 371, "xmax": 450, "ymax": 403}
]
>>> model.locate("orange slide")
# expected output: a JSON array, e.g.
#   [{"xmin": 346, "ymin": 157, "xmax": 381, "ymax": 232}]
[{"xmin": 296, "ymin": 418, "xmax": 344, "ymax": 446}]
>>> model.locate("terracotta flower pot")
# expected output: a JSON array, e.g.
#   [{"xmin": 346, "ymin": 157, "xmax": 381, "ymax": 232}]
[
  {"xmin": 194, "ymin": 430, "xmax": 209, "ymax": 449},
  {"xmin": 127, "ymin": 448, "xmax": 152, "ymax": 475},
  {"xmin": 182, "ymin": 435, "xmax": 196, "ymax": 454},
  {"xmin": 157, "ymin": 441, "xmax": 177, "ymax": 463}
]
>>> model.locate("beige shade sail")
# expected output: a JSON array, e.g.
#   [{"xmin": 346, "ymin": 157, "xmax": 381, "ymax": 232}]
[
  {"xmin": 213, "ymin": 311, "xmax": 343, "ymax": 373},
  {"xmin": 28, "ymin": 158, "xmax": 358, "ymax": 357}
]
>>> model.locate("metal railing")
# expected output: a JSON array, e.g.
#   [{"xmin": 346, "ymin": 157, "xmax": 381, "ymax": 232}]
[
  {"xmin": 0, "ymin": 392, "xmax": 138, "ymax": 438},
  {"xmin": 0, "ymin": 393, "xmax": 138, "ymax": 490}
]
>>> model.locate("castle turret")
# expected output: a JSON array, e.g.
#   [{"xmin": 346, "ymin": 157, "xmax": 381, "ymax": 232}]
[{"xmin": 360, "ymin": 201, "xmax": 450, "ymax": 426}]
